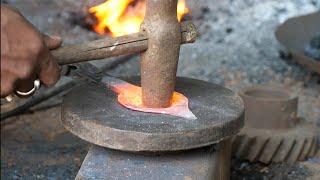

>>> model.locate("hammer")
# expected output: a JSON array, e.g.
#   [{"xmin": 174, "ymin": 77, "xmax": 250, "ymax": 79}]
[
  {"xmin": 52, "ymin": 21, "xmax": 196, "ymax": 65},
  {"xmin": 53, "ymin": 5, "xmax": 196, "ymax": 108}
]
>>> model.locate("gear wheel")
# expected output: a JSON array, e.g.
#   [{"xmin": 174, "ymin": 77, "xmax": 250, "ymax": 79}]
[
  {"xmin": 232, "ymin": 120, "xmax": 317, "ymax": 164},
  {"xmin": 234, "ymin": 84, "xmax": 318, "ymax": 164}
]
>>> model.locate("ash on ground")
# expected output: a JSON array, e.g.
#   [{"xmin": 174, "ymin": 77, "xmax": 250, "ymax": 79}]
[{"xmin": 1, "ymin": 0, "xmax": 320, "ymax": 179}]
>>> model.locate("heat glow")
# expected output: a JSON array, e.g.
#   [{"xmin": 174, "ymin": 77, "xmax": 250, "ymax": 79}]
[
  {"xmin": 113, "ymin": 84, "xmax": 183, "ymax": 107},
  {"xmin": 89, "ymin": 0, "xmax": 189, "ymax": 37}
]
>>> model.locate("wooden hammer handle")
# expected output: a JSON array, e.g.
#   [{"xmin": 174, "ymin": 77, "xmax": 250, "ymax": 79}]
[{"xmin": 52, "ymin": 21, "xmax": 197, "ymax": 65}]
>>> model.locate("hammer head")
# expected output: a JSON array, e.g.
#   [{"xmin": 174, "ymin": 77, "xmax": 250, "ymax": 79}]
[{"xmin": 140, "ymin": 0, "xmax": 182, "ymax": 108}]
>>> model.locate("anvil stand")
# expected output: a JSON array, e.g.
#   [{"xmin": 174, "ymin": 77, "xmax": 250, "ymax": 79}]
[{"xmin": 61, "ymin": 77, "xmax": 244, "ymax": 180}]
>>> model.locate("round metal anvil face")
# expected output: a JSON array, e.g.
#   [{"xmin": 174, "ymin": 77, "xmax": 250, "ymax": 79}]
[{"xmin": 61, "ymin": 77, "xmax": 244, "ymax": 152}]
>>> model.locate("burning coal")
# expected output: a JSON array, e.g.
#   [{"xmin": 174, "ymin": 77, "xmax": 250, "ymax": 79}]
[{"xmin": 88, "ymin": 0, "xmax": 188, "ymax": 37}]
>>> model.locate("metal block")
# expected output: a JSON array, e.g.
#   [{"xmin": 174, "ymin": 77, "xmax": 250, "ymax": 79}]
[{"xmin": 76, "ymin": 140, "xmax": 231, "ymax": 180}]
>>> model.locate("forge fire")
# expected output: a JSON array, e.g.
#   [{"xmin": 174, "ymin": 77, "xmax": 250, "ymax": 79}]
[{"xmin": 88, "ymin": 0, "xmax": 188, "ymax": 36}]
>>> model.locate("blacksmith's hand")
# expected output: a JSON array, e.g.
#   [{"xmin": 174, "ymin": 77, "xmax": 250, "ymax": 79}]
[{"xmin": 1, "ymin": 4, "xmax": 62, "ymax": 98}]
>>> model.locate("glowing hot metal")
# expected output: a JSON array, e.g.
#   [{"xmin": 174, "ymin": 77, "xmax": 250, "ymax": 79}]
[{"xmin": 101, "ymin": 76, "xmax": 197, "ymax": 119}]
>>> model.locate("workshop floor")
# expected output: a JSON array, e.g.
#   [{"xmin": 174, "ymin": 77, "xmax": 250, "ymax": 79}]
[
  {"xmin": 1, "ymin": 107, "xmax": 89, "ymax": 179},
  {"xmin": 1, "ymin": 0, "xmax": 320, "ymax": 179}
]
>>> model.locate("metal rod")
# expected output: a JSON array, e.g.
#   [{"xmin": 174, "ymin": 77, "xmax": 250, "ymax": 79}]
[{"xmin": 140, "ymin": 0, "xmax": 181, "ymax": 108}]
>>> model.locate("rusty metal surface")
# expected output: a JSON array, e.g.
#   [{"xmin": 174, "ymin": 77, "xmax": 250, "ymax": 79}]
[
  {"xmin": 76, "ymin": 140, "xmax": 231, "ymax": 180},
  {"xmin": 233, "ymin": 84, "xmax": 318, "ymax": 163},
  {"xmin": 61, "ymin": 76, "xmax": 244, "ymax": 152},
  {"xmin": 140, "ymin": 0, "xmax": 182, "ymax": 108},
  {"xmin": 239, "ymin": 84, "xmax": 298, "ymax": 129},
  {"xmin": 275, "ymin": 11, "xmax": 320, "ymax": 74}
]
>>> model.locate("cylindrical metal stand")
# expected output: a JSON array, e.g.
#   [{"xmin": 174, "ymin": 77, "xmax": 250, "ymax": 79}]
[{"xmin": 239, "ymin": 84, "xmax": 298, "ymax": 129}]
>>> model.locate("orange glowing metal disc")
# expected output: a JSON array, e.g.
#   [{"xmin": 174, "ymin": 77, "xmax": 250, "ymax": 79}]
[{"xmin": 112, "ymin": 83, "xmax": 197, "ymax": 119}]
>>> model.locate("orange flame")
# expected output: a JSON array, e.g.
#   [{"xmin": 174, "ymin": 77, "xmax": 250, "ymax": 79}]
[{"xmin": 89, "ymin": 0, "xmax": 189, "ymax": 37}]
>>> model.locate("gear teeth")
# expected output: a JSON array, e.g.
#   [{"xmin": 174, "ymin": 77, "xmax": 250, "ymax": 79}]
[
  {"xmin": 298, "ymin": 136, "xmax": 314, "ymax": 161},
  {"xmin": 308, "ymin": 137, "xmax": 317, "ymax": 157},
  {"xmin": 232, "ymin": 122, "xmax": 317, "ymax": 164},
  {"xmin": 244, "ymin": 135, "xmax": 257, "ymax": 161},
  {"xmin": 258, "ymin": 136, "xmax": 282, "ymax": 164},
  {"xmin": 236, "ymin": 134, "xmax": 252, "ymax": 158},
  {"xmin": 286, "ymin": 137, "xmax": 306, "ymax": 163},
  {"xmin": 272, "ymin": 138, "xmax": 295, "ymax": 163},
  {"xmin": 248, "ymin": 135, "xmax": 269, "ymax": 162}
]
